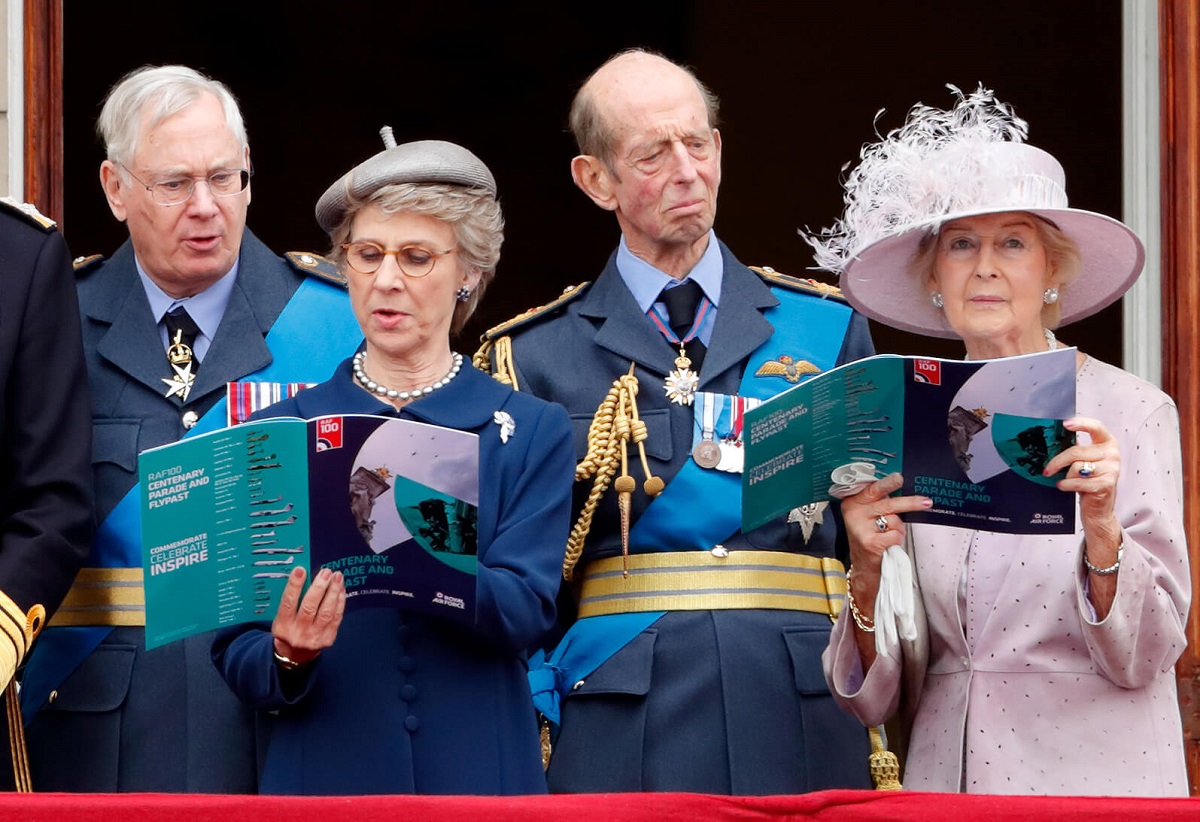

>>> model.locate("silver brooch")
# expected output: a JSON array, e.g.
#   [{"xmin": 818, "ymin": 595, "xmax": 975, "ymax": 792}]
[{"xmin": 493, "ymin": 410, "xmax": 515, "ymax": 443}]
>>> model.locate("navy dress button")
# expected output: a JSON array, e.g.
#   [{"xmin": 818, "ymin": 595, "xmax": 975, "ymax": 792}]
[
  {"xmin": 398, "ymin": 656, "xmax": 416, "ymax": 672},
  {"xmin": 400, "ymin": 684, "xmax": 418, "ymax": 702},
  {"xmin": 404, "ymin": 715, "xmax": 421, "ymax": 732}
]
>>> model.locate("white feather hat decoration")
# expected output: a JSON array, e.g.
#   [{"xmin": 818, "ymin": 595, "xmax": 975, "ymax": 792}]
[{"xmin": 806, "ymin": 85, "xmax": 1144, "ymax": 338}]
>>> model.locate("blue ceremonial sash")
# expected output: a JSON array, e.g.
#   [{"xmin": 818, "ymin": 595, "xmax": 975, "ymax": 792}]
[
  {"xmin": 530, "ymin": 288, "xmax": 852, "ymax": 725},
  {"xmin": 22, "ymin": 277, "xmax": 362, "ymax": 724}
]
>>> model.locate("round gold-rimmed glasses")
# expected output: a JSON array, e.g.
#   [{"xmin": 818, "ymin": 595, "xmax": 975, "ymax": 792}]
[{"xmin": 341, "ymin": 242, "xmax": 457, "ymax": 278}]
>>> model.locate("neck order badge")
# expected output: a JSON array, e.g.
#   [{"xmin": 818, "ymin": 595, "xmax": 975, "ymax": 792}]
[
  {"xmin": 652, "ymin": 280, "xmax": 709, "ymax": 405},
  {"xmin": 162, "ymin": 306, "xmax": 200, "ymax": 402}
]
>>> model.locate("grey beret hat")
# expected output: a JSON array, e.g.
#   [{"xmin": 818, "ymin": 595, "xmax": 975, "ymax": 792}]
[{"xmin": 315, "ymin": 128, "xmax": 497, "ymax": 233}]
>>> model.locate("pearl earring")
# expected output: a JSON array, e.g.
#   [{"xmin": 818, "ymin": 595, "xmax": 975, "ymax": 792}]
[
  {"xmin": 456, "ymin": 286, "xmax": 472, "ymax": 303},
  {"xmin": 931, "ymin": 292, "xmax": 944, "ymax": 309},
  {"xmin": 1043, "ymin": 287, "xmax": 1059, "ymax": 305}
]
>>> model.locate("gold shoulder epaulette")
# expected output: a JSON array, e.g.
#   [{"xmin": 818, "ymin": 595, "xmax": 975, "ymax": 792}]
[
  {"xmin": 285, "ymin": 251, "xmax": 346, "ymax": 288},
  {"xmin": 0, "ymin": 197, "xmax": 56, "ymax": 231},
  {"xmin": 473, "ymin": 282, "xmax": 590, "ymax": 388},
  {"xmin": 480, "ymin": 281, "xmax": 591, "ymax": 341},
  {"xmin": 750, "ymin": 265, "xmax": 847, "ymax": 303},
  {"xmin": 73, "ymin": 254, "xmax": 105, "ymax": 275}
]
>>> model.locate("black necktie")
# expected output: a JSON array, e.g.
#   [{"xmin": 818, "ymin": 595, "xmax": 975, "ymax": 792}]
[
  {"xmin": 660, "ymin": 280, "xmax": 706, "ymax": 370},
  {"xmin": 163, "ymin": 307, "xmax": 201, "ymax": 401}
]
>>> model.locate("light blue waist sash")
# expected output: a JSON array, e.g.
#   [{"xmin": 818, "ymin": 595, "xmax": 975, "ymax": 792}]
[
  {"xmin": 22, "ymin": 277, "xmax": 361, "ymax": 723},
  {"xmin": 531, "ymin": 289, "xmax": 852, "ymax": 725}
]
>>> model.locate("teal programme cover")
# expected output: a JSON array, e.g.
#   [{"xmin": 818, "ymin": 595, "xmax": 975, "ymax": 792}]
[
  {"xmin": 743, "ymin": 347, "xmax": 1077, "ymax": 535},
  {"xmin": 139, "ymin": 415, "xmax": 479, "ymax": 649}
]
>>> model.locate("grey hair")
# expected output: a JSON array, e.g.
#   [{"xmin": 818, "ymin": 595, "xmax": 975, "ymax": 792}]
[
  {"xmin": 98, "ymin": 65, "xmax": 248, "ymax": 168},
  {"xmin": 328, "ymin": 183, "xmax": 504, "ymax": 334},
  {"xmin": 569, "ymin": 48, "xmax": 720, "ymax": 174}
]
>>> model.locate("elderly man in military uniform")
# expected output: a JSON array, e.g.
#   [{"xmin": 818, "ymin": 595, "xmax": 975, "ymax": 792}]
[
  {"xmin": 21, "ymin": 65, "xmax": 361, "ymax": 793},
  {"xmin": 477, "ymin": 50, "xmax": 875, "ymax": 794},
  {"xmin": 0, "ymin": 200, "xmax": 93, "ymax": 792}
]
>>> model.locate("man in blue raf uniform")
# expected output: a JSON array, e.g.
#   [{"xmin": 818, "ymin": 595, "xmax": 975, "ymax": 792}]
[
  {"xmin": 477, "ymin": 50, "xmax": 875, "ymax": 794},
  {"xmin": 0, "ymin": 200, "xmax": 93, "ymax": 792},
  {"xmin": 21, "ymin": 65, "xmax": 361, "ymax": 792}
]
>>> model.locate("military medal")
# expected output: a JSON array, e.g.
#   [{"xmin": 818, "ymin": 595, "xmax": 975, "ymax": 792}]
[
  {"xmin": 692, "ymin": 392, "xmax": 721, "ymax": 468},
  {"xmin": 162, "ymin": 329, "xmax": 197, "ymax": 402},
  {"xmin": 649, "ymin": 292, "xmax": 711, "ymax": 408},
  {"xmin": 716, "ymin": 395, "xmax": 744, "ymax": 473},
  {"xmin": 664, "ymin": 345, "xmax": 700, "ymax": 406}
]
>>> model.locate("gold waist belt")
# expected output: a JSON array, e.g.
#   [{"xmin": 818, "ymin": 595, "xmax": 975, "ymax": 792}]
[
  {"xmin": 576, "ymin": 550, "xmax": 846, "ymax": 619},
  {"xmin": 49, "ymin": 568, "xmax": 146, "ymax": 627}
]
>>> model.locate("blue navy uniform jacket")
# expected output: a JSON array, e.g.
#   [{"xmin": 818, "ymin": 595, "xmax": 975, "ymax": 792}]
[
  {"xmin": 494, "ymin": 240, "xmax": 876, "ymax": 794},
  {"xmin": 25, "ymin": 230, "xmax": 352, "ymax": 793},
  {"xmin": 212, "ymin": 359, "xmax": 574, "ymax": 796},
  {"xmin": 0, "ymin": 207, "xmax": 93, "ymax": 791}
]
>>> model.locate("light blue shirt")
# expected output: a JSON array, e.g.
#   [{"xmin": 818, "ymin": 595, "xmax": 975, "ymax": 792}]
[
  {"xmin": 615, "ymin": 230, "xmax": 722, "ymax": 345},
  {"xmin": 137, "ymin": 257, "xmax": 240, "ymax": 361}
]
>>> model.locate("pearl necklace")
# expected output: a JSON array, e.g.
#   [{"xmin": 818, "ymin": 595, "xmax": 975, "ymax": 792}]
[{"xmin": 353, "ymin": 351, "xmax": 462, "ymax": 401}]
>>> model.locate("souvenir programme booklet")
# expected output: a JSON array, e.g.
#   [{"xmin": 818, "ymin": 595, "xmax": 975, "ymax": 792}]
[
  {"xmin": 742, "ymin": 346, "xmax": 1078, "ymax": 535},
  {"xmin": 139, "ymin": 414, "xmax": 479, "ymax": 649}
]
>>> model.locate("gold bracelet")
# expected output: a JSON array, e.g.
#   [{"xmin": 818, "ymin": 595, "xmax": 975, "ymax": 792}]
[
  {"xmin": 273, "ymin": 650, "xmax": 311, "ymax": 671},
  {"xmin": 845, "ymin": 568, "xmax": 875, "ymax": 633}
]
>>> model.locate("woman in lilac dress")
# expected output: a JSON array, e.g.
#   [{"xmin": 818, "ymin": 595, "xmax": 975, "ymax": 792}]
[{"xmin": 811, "ymin": 87, "xmax": 1189, "ymax": 796}]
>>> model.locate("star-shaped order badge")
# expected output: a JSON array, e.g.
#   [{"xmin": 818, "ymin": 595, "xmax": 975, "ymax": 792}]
[
  {"xmin": 664, "ymin": 351, "xmax": 699, "ymax": 406},
  {"xmin": 162, "ymin": 361, "xmax": 196, "ymax": 402}
]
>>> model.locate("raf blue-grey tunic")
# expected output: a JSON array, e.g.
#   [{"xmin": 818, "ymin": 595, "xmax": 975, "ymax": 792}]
[{"xmin": 497, "ymin": 241, "xmax": 876, "ymax": 795}]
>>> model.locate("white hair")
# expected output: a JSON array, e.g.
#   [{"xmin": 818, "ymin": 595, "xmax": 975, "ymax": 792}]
[{"xmin": 98, "ymin": 65, "xmax": 248, "ymax": 168}]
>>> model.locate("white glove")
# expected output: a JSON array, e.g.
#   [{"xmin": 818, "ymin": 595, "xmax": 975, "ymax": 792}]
[
  {"xmin": 874, "ymin": 545, "xmax": 918, "ymax": 658},
  {"xmin": 828, "ymin": 462, "xmax": 879, "ymax": 500}
]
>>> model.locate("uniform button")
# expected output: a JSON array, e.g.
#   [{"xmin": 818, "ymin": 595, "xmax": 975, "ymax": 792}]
[
  {"xmin": 400, "ymin": 684, "xmax": 417, "ymax": 702},
  {"xmin": 404, "ymin": 715, "xmax": 420, "ymax": 732},
  {"xmin": 398, "ymin": 656, "xmax": 416, "ymax": 672},
  {"xmin": 182, "ymin": 410, "xmax": 199, "ymax": 429},
  {"xmin": 397, "ymin": 624, "xmax": 411, "ymax": 641}
]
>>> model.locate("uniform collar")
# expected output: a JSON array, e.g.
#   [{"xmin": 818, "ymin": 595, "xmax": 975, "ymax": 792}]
[{"xmin": 614, "ymin": 229, "xmax": 723, "ymax": 312}]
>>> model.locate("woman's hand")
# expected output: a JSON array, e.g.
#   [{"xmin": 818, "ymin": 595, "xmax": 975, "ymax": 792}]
[
  {"xmin": 1045, "ymin": 416, "xmax": 1123, "ymax": 616},
  {"xmin": 838, "ymin": 473, "xmax": 930, "ymax": 665},
  {"xmin": 841, "ymin": 473, "xmax": 931, "ymax": 579},
  {"xmin": 271, "ymin": 566, "xmax": 346, "ymax": 667}
]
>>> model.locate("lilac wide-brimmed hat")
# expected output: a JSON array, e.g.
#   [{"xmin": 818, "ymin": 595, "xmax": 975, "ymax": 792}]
[
  {"xmin": 315, "ymin": 127, "xmax": 496, "ymax": 233},
  {"xmin": 806, "ymin": 86, "xmax": 1144, "ymax": 339}
]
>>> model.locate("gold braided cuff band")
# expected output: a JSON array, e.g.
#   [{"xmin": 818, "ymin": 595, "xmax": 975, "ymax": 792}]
[
  {"xmin": 0, "ymin": 590, "xmax": 31, "ymax": 675},
  {"xmin": 576, "ymin": 550, "xmax": 846, "ymax": 619},
  {"xmin": 48, "ymin": 568, "xmax": 146, "ymax": 627}
]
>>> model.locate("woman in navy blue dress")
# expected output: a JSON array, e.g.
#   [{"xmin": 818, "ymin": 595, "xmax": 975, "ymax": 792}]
[{"xmin": 212, "ymin": 134, "xmax": 573, "ymax": 795}]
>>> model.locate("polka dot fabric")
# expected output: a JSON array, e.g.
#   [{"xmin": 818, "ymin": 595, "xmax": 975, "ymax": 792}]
[{"xmin": 825, "ymin": 356, "xmax": 1190, "ymax": 795}]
